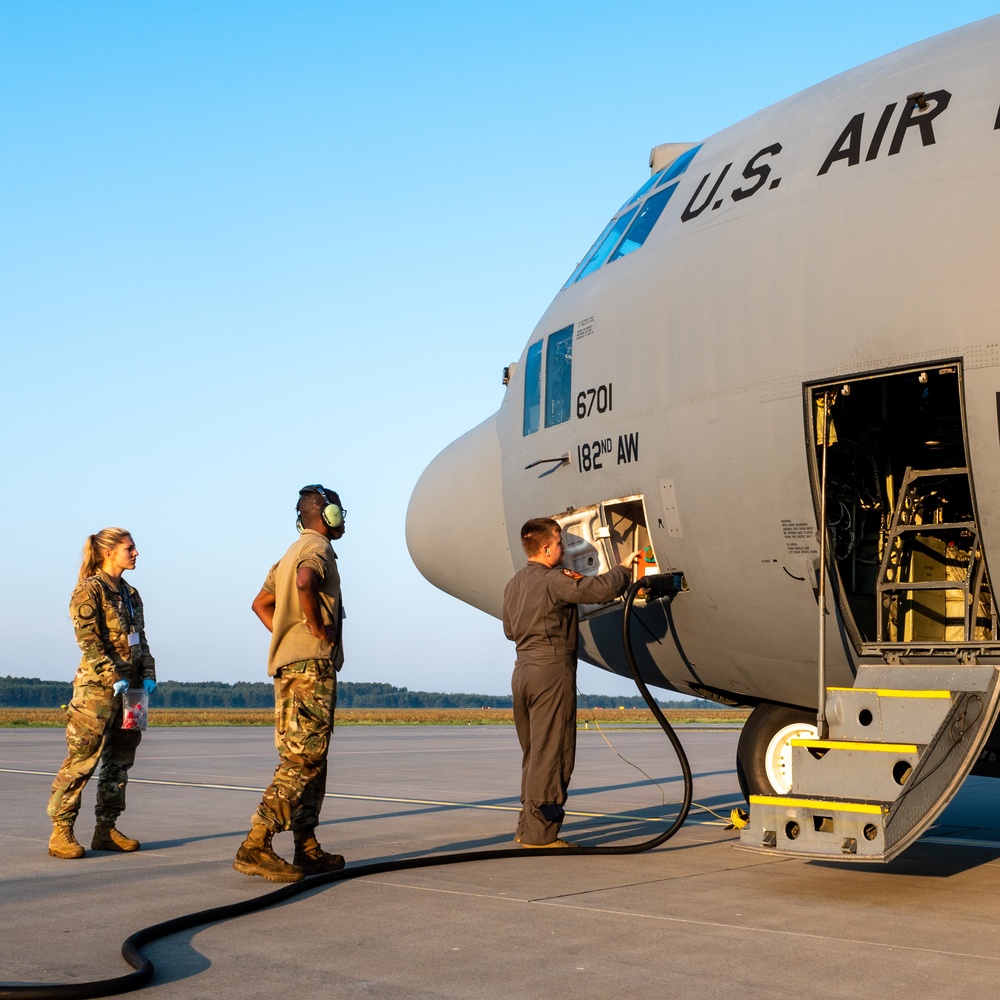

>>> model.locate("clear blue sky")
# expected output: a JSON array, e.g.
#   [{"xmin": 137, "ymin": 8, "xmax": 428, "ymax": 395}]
[{"xmin": 2, "ymin": 2, "xmax": 996, "ymax": 697}]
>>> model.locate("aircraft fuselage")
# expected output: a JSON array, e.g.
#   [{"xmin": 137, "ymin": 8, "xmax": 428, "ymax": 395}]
[{"xmin": 407, "ymin": 16, "xmax": 1000, "ymax": 714}]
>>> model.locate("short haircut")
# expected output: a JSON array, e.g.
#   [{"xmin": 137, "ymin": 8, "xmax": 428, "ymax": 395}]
[
  {"xmin": 296, "ymin": 491, "xmax": 326, "ymax": 516},
  {"xmin": 297, "ymin": 486, "xmax": 340, "ymax": 515},
  {"xmin": 520, "ymin": 517, "xmax": 560, "ymax": 556}
]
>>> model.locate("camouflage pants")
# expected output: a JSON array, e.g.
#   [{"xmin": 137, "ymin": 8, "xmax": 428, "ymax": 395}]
[
  {"xmin": 255, "ymin": 659, "xmax": 337, "ymax": 833},
  {"xmin": 47, "ymin": 683, "xmax": 143, "ymax": 826}
]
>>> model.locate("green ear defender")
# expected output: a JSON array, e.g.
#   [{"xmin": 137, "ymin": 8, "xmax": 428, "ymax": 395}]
[
  {"xmin": 297, "ymin": 484, "xmax": 345, "ymax": 532},
  {"xmin": 321, "ymin": 500, "xmax": 344, "ymax": 529}
]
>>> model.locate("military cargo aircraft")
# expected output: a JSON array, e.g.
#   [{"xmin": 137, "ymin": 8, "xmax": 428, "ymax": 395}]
[{"xmin": 406, "ymin": 15, "xmax": 1000, "ymax": 862}]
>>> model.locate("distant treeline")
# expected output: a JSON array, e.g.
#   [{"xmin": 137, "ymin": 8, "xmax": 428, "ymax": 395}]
[{"xmin": 0, "ymin": 676, "xmax": 715, "ymax": 711}]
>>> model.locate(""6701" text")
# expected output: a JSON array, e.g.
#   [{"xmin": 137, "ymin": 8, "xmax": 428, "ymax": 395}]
[{"xmin": 576, "ymin": 383, "xmax": 612, "ymax": 420}]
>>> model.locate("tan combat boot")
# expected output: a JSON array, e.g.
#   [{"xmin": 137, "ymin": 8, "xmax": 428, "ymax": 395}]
[
  {"xmin": 293, "ymin": 829, "xmax": 346, "ymax": 875},
  {"xmin": 48, "ymin": 822, "xmax": 85, "ymax": 859},
  {"xmin": 233, "ymin": 822, "xmax": 303, "ymax": 882},
  {"xmin": 92, "ymin": 823, "xmax": 140, "ymax": 852}
]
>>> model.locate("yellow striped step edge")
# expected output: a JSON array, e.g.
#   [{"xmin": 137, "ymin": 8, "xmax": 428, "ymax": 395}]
[
  {"xmin": 827, "ymin": 687, "xmax": 950, "ymax": 699},
  {"xmin": 749, "ymin": 795, "xmax": 885, "ymax": 815},
  {"xmin": 789, "ymin": 739, "xmax": 918, "ymax": 753}
]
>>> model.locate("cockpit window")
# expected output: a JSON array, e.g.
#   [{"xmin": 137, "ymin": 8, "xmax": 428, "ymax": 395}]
[
  {"xmin": 572, "ymin": 206, "xmax": 639, "ymax": 283},
  {"xmin": 522, "ymin": 326, "xmax": 574, "ymax": 435},
  {"xmin": 522, "ymin": 340, "xmax": 542, "ymax": 436},
  {"xmin": 545, "ymin": 325, "xmax": 574, "ymax": 427},
  {"xmin": 610, "ymin": 184, "xmax": 678, "ymax": 262},
  {"xmin": 563, "ymin": 143, "xmax": 702, "ymax": 288},
  {"xmin": 618, "ymin": 169, "xmax": 667, "ymax": 213},
  {"xmin": 564, "ymin": 218, "xmax": 616, "ymax": 287},
  {"xmin": 657, "ymin": 144, "xmax": 701, "ymax": 186}
]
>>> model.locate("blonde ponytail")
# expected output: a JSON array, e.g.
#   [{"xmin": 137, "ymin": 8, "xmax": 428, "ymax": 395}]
[{"xmin": 78, "ymin": 527, "xmax": 131, "ymax": 582}]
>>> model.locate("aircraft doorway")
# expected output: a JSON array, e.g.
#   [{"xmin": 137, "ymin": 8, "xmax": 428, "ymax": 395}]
[{"xmin": 806, "ymin": 363, "xmax": 997, "ymax": 653}]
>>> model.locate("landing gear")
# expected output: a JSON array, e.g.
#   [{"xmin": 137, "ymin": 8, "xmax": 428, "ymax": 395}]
[{"xmin": 736, "ymin": 702, "xmax": 818, "ymax": 800}]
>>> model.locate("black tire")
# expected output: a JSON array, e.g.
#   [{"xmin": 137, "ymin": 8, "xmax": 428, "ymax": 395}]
[{"xmin": 736, "ymin": 702, "xmax": 818, "ymax": 802}]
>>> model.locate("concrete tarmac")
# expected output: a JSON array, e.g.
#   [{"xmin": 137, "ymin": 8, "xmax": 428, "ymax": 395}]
[{"xmin": 3, "ymin": 723, "xmax": 1000, "ymax": 999}]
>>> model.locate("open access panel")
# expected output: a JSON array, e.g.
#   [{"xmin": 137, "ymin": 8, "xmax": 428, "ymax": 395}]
[{"xmin": 553, "ymin": 495, "xmax": 658, "ymax": 617}]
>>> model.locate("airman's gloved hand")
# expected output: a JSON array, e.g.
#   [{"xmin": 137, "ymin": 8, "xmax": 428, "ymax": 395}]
[
  {"xmin": 112, "ymin": 679, "xmax": 129, "ymax": 697},
  {"xmin": 143, "ymin": 678, "xmax": 157, "ymax": 695}
]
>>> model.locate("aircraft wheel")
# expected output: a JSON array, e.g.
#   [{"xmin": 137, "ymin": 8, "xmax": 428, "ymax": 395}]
[{"xmin": 736, "ymin": 702, "xmax": 818, "ymax": 801}]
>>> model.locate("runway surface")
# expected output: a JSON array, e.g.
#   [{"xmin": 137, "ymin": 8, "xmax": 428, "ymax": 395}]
[{"xmin": 3, "ymin": 723, "xmax": 1000, "ymax": 999}]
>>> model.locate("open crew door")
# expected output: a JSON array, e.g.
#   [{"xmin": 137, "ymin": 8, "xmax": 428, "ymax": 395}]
[
  {"xmin": 554, "ymin": 496, "xmax": 656, "ymax": 618},
  {"xmin": 807, "ymin": 363, "xmax": 997, "ymax": 653},
  {"xmin": 742, "ymin": 362, "xmax": 1000, "ymax": 862}
]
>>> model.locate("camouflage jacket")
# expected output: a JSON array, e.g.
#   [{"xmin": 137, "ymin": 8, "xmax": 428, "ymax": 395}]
[{"xmin": 69, "ymin": 572, "xmax": 156, "ymax": 688}]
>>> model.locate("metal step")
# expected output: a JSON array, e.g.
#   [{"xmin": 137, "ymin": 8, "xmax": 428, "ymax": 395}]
[
  {"xmin": 789, "ymin": 738, "xmax": 919, "ymax": 801},
  {"xmin": 825, "ymin": 686, "xmax": 951, "ymax": 743},
  {"xmin": 747, "ymin": 795, "xmax": 888, "ymax": 858},
  {"xmin": 740, "ymin": 668, "xmax": 1000, "ymax": 861}
]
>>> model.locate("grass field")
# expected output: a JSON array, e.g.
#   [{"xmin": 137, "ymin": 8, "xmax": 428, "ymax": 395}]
[{"xmin": 0, "ymin": 707, "xmax": 750, "ymax": 728}]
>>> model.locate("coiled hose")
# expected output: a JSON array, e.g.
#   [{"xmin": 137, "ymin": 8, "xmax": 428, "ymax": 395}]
[{"xmin": 1, "ymin": 576, "xmax": 692, "ymax": 1000}]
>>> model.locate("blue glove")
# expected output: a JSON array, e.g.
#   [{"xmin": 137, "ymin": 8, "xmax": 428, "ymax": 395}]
[
  {"xmin": 143, "ymin": 678, "xmax": 157, "ymax": 695},
  {"xmin": 112, "ymin": 679, "xmax": 129, "ymax": 697}
]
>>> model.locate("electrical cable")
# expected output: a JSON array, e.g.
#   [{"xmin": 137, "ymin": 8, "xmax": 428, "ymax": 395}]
[
  {"xmin": 577, "ymin": 696, "xmax": 669, "ymax": 804},
  {"xmin": 576, "ymin": 696, "xmax": 737, "ymax": 823},
  {"xmin": 1, "ymin": 576, "xmax": 694, "ymax": 1000}
]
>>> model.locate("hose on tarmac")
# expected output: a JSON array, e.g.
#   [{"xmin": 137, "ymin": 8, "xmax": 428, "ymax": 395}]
[{"xmin": 1, "ymin": 576, "xmax": 693, "ymax": 1000}]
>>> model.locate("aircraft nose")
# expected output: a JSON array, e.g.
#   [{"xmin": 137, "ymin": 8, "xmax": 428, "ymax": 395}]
[{"xmin": 406, "ymin": 414, "xmax": 514, "ymax": 619}]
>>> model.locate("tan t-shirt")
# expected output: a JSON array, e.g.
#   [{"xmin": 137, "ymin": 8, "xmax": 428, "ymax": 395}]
[{"xmin": 262, "ymin": 529, "xmax": 344, "ymax": 675}]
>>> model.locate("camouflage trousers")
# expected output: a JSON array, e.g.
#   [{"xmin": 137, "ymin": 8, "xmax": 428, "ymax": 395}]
[
  {"xmin": 255, "ymin": 659, "xmax": 337, "ymax": 833},
  {"xmin": 47, "ymin": 682, "xmax": 143, "ymax": 826}
]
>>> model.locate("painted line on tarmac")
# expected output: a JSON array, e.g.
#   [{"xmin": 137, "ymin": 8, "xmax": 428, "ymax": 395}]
[
  {"xmin": 10, "ymin": 767, "xmax": 997, "ymax": 844},
  {"xmin": 1, "ymin": 766, "xmax": 721, "ymax": 825}
]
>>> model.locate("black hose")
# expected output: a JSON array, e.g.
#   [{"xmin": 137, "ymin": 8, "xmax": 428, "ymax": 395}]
[{"xmin": 1, "ymin": 577, "xmax": 693, "ymax": 1000}]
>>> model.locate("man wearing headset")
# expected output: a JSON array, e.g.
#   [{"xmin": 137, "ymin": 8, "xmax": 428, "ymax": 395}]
[{"xmin": 233, "ymin": 485, "xmax": 348, "ymax": 882}]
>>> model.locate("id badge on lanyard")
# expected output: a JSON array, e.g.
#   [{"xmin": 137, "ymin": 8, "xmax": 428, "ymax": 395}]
[{"xmin": 116, "ymin": 581, "xmax": 140, "ymax": 648}]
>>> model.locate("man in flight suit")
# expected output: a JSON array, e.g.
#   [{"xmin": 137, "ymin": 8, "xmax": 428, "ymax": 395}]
[
  {"xmin": 233, "ymin": 485, "xmax": 348, "ymax": 882},
  {"xmin": 503, "ymin": 517, "xmax": 641, "ymax": 848}
]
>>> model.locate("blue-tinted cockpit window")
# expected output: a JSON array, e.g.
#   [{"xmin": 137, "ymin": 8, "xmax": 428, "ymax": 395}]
[
  {"xmin": 656, "ymin": 144, "xmax": 703, "ymax": 187},
  {"xmin": 610, "ymin": 183, "xmax": 678, "ymax": 261},
  {"xmin": 617, "ymin": 168, "xmax": 666, "ymax": 213},
  {"xmin": 563, "ymin": 217, "xmax": 617, "ymax": 288},
  {"xmin": 575, "ymin": 205, "xmax": 639, "ymax": 282},
  {"xmin": 545, "ymin": 325, "xmax": 574, "ymax": 428},
  {"xmin": 563, "ymin": 144, "xmax": 703, "ymax": 288},
  {"xmin": 522, "ymin": 340, "xmax": 542, "ymax": 436}
]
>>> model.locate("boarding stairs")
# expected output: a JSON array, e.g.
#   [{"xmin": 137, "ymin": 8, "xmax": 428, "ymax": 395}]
[
  {"xmin": 740, "ymin": 665, "xmax": 1000, "ymax": 861},
  {"xmin": 741, "ymin": 464, "xmax": 1000, "ymax": 862}
]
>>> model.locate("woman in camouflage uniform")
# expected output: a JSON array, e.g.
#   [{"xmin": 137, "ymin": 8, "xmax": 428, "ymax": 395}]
[{"xmin": 46, "ymin": 527, "xmax": 157, "ymax": 859}]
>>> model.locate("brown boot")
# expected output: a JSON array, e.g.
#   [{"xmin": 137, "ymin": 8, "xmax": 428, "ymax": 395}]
[
  {"xmin": 48, "ymin": 823, "xmax": 85, "ymax": 859},
  {"xmin": 234, "ymin": 822, "xmax": 303, "ymax": 882},
  {"xmin": 92, "ymin": 823, "xmax": 141, "ymax": 852},
  {"xmin": 293, "ymin": 830, "xmax": 345, "ymax": 875}
]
